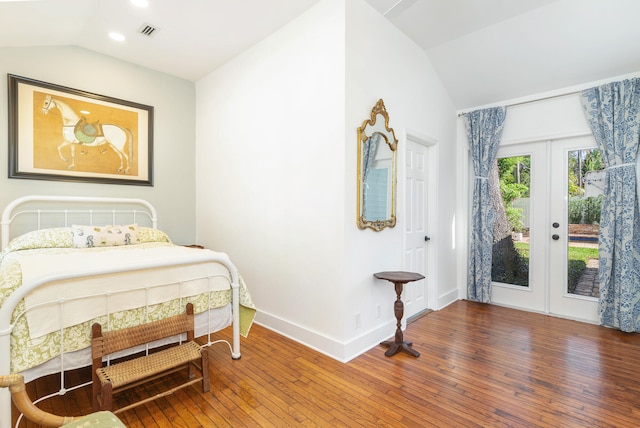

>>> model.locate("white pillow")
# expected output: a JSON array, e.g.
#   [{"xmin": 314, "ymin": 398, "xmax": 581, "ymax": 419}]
[{"xmin": 72, "ymin": 224, "xmax": 139, "ymax": 248}]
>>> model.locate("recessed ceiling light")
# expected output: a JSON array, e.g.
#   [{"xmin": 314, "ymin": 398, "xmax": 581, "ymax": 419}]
[
  {"xmin": 108, "ymin": 32, "xmax": 126, "ymax": 42},
  {"xmin": 130, "ymin": 0, "xmax": 148, "ymax": 7}
]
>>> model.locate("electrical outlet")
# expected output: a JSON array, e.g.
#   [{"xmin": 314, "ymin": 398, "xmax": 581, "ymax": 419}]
[
  {"xmin": 355, "ymin": 312, "xmax": 361, "ymax": 329},
  {"xmin": 376, "ymin": 304, "xmax": 382, "ymax": 319}
]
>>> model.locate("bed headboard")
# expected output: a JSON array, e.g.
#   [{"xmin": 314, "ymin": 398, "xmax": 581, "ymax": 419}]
[{"xmin": 1, "ymin": 195, "xmax": 158, "ymax": 250}]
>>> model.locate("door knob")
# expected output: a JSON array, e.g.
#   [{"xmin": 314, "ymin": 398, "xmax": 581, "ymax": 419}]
[
  {"xmin": 424, "ymin": 236, "xmax": 431, "ymax": 242},
  {"xmin": 552, "ymin": 234, "xmax": 560, "ymax": 240},
  {"xmin": 552, "ymin": 222, "xmax": 559, "ymax": 228}
]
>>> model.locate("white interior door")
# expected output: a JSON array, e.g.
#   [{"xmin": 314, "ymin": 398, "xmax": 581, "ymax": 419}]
[{"xmin": 403, "ymin": 138, "xmax": 431, "ymax": 319}]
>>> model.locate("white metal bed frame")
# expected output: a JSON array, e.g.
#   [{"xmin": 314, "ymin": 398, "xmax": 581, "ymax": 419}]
[{"xmin": 0, "ymin": 196, "xmax": 242, "ymax": 428}]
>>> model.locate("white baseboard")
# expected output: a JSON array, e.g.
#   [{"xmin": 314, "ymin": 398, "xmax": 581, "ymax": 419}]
[
  {"xmin": 437, "ymin": 289, "xmax": 459, "ymax": 309},
  {"xmin": 254, "ymin": 310, "xmax": 396, "ymax": 363}
]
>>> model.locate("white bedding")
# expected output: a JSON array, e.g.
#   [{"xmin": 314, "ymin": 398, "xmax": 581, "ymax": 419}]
[
  {"xmin": 1, "ymin": 240, "xmax": 255, "ymax": 375},
  {"xmin": 16, "ymin": 245, "xmax": 234, "ymax": 338}
]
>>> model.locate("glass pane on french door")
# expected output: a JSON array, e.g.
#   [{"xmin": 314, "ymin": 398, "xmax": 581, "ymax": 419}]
[
  {"xmin": 566, "ymin": 148, "xmax": 601, "ymax": 297},
  {"xmin": 491, "ymin": 155, "xmax": 530, "ymax": 287}
]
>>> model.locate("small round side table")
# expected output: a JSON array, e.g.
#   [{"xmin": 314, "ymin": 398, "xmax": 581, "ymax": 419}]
[{"xmin": 374, "ymin": 271, "xmax": 425, "ymax": 357}]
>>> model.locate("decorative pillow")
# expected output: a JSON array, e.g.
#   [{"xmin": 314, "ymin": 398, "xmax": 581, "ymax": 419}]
[
  {"xmin": 137, "ymin": 227, "xmax": 172, "ymax": 244},
  {"xmin": 72, "ymin": 224, "xmax": 139, "ymax": 248},
  {"xmin": 4, "ymin": 227, "xmax": 74, "ymax": 252}
]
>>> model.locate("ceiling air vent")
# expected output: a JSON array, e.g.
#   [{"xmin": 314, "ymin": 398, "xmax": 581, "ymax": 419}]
[{"xmin": 138, "ymin": 23, "xmax": 158, "ymax": 38}]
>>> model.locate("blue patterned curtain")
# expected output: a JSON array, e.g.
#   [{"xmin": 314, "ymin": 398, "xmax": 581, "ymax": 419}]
[
  {"xmin": 465, "ymin": 107, "xmax": 507, "ymax": 302},
  {"xmin": 580, "ymin": 79, "xmax": 640, "ymax": 332}
]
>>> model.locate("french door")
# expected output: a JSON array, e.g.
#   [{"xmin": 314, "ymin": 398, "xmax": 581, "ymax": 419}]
[{"xmin": 490, "ymin": 136, "xmax": 599, "ymax": 323}]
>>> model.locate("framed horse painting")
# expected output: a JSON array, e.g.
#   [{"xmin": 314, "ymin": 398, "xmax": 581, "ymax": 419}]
[{"xmin": 7, "ymin": 74, "xmax": 153, "ymax": 186}]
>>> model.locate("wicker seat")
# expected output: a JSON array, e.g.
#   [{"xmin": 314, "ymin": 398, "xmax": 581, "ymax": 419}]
[{"xmin": 91, "ymin": 303, "xmax": 210, "ymax": 413}]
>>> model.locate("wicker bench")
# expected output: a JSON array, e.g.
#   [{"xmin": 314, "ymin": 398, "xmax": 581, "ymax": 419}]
[{"xmin": 91, "ymin": 303, "xmax": 210, "ymax": 413}]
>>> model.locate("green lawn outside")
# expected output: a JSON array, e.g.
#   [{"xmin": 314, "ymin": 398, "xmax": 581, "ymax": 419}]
[{"xmin": 513, "ymin": 242, "xmax": 598, "ymax": 292}]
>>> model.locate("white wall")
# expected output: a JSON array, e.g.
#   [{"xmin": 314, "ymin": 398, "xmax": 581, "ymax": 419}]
[
  {"xmin": 0, "ymin": 46, "xmax": 197, "ymax": 244},
  {"xmin": 195, "ymin": 0, "xmax": 347, "ymax": 357},
  {"xmin": 195, "ymin": 0, "xmax": 458, "ymax": 361}
]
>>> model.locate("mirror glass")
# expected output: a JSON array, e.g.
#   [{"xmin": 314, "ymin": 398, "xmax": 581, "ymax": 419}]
[{"xmin": 357, "ymin": 99, "xmax": 397, "ymax": 231}]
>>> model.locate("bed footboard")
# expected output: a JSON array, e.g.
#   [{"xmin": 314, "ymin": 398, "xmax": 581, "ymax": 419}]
[
  {"xmin": 0, "ymin": 255, "xmax": 241, "ymax": 428},
  {"xmin": 0, "ymin": 195, "xmax": 247, "ymax": 428}
]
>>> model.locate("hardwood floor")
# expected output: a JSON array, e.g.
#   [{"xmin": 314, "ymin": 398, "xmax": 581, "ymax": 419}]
[{"xmin": 14, "ymin": 300, "xmax": 640, "ymax": 427}]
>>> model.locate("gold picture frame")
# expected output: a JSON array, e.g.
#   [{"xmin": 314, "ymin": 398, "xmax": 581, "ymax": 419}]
[{"xmin": 8, "ymin": 74, "xmax": 153, "ymax": 186}]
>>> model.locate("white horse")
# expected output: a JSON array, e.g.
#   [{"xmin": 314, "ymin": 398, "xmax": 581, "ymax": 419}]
[{"xmin": 41, "ymin": 95, "xmax": 133, "ymax": 173}]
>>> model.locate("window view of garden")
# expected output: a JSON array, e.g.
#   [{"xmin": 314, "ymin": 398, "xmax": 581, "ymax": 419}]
[
  {"xmin": 566, "ymin": 149, "xmax": 602, "ymax": 297},
  {"xmin": 491, "ymin": 149, "xmax": 602, "ymax": 295},
  {"xmin": 490, "ymin": 155, "xmax": 530, "ymax": 286}
]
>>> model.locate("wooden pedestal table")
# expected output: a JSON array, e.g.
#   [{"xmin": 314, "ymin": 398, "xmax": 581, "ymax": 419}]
[{"xmin": 374, "ymin": 271, "xmax": 425, "ymax": 357}]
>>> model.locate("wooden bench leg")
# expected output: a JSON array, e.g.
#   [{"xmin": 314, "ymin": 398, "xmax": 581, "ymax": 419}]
[
  {"xmin": 188, "ymin": 360, "xmax": 195, "ymax": 380},
  {"xmin": 101, "ymin": 382, "xmax": 113, "ymax": 412},
  {"xmin": 92, "ymin": 374, "xmax": 101, "ymax": 412}
]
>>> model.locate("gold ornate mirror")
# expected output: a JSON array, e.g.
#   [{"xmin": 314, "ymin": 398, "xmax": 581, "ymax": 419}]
[{"xmin": 357, "ymin": 99, "xmax": 398, "ymax": 231}]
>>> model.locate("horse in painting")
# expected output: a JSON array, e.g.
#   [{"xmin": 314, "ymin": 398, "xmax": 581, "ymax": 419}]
[{"xmin": 40, "ymin": 95, "xmax": 133, "ymax": 173}]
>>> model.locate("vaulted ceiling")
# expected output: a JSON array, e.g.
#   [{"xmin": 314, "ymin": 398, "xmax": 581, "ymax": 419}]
[{"xmin": 2, "ymin": 0, "xmax": 640, "ymax": 109}]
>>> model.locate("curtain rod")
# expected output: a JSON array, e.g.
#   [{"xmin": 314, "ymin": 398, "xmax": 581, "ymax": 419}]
[{"xmin": 457, "ymin": 89, "xmax": 582, "ymax": 117}]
